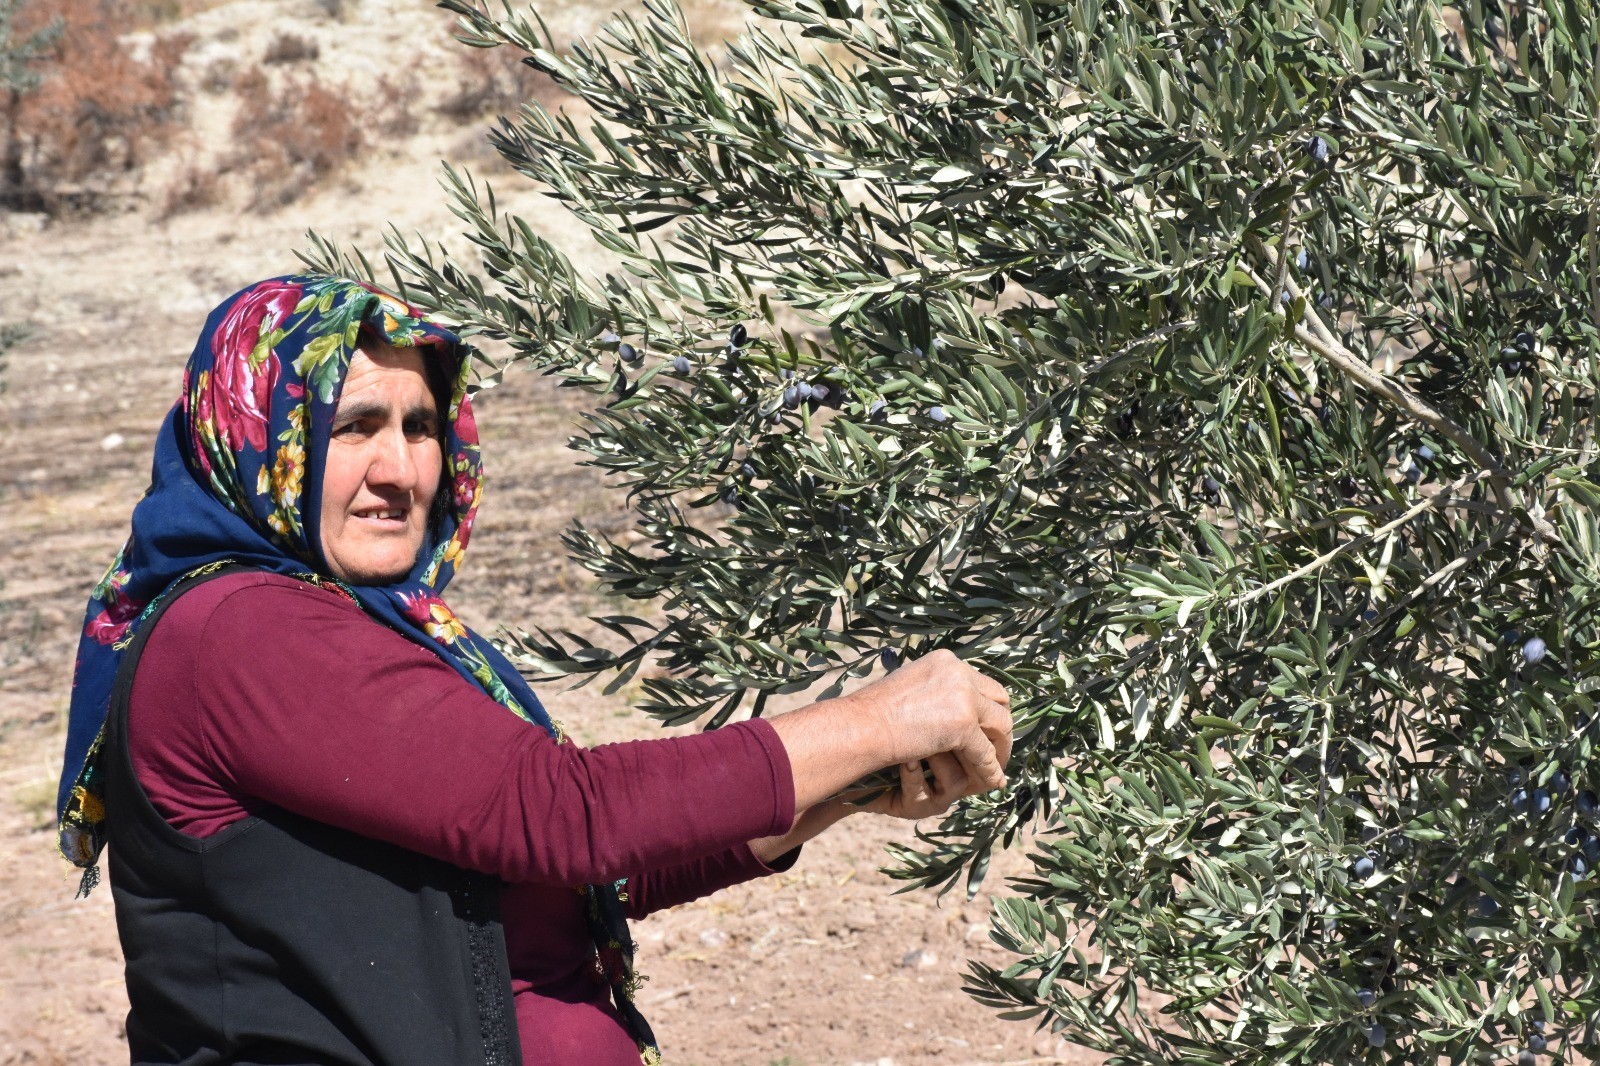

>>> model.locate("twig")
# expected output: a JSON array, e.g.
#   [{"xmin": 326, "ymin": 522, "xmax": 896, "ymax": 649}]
[{"xmin": 1235, "ymin": 472, "xmax": 1489, "ymax": 607}]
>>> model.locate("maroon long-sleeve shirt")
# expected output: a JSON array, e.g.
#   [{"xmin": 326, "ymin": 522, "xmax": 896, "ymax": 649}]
[{"xmin": 125, "ymin": 571, "xmax": 797, "ymax": 1065}]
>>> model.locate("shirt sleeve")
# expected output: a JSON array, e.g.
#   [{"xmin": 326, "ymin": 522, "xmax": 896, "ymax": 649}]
[
  {"xmin": 622, "ymin": 843, "xmax": 802, "ymax": 920},
  {"xmin": 180, "ymin": 577, "xmax": 797, "ymax": 887}
]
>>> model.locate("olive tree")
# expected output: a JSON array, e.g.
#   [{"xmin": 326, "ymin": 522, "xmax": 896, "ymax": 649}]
[{"xmin": 308, "ymin": 0, "xmax": 1600, "ymax": 1060}]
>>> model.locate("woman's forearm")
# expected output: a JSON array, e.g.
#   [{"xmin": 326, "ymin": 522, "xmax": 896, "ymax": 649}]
[
  {"xmin": 765, "ymin": 696, "xmax": 890, "ymax": 811},
  {"xmin": 765, "ymin": 648, "xmax": 1012, "ymax": 814},
  {"xmin": 748, "ymin": 797, "xmax": 856, "ymax": 865}
]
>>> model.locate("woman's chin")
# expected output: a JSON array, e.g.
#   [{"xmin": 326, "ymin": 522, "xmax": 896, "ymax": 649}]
[{"xmin": 322, "ymin": 539, "xmax": 424, "ymax": 586}]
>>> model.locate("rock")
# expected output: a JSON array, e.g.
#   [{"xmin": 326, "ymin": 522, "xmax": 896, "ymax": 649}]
[
  {"xmin": 900, "ymin": 948, "xmax": 937, "ymax": 969},
  {"xmin": 100, "ymin": 433, "xmax": 125, "ymax": 451}
]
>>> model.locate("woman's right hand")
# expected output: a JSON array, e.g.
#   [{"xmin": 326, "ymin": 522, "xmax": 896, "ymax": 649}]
[
  {"xmin": 767, "ymin": 648, "xmax": 1013, "ymax": 815},
  {"xmin": 845, "ymin": 648, "xmax": 1012, "ymax": 793}
]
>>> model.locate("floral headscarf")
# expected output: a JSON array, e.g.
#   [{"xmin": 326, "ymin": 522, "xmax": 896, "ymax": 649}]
[{"xmin": 58, "ymin": 274, "xmax": 658, "ymax": 1061}]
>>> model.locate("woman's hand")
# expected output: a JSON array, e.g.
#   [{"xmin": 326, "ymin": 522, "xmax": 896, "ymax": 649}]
[
  {"xmin": 848, "ymin": 648, "xmax": 1013, "ymax": 796},
  {"xmin": 865, "ymin": 752, "xmax": 974, "ymax": 821}
]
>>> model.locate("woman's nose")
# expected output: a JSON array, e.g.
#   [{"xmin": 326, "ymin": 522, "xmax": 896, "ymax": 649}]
[{"xmin": 366, "ymin": 425, "xmax": 418, "ymax": 489}]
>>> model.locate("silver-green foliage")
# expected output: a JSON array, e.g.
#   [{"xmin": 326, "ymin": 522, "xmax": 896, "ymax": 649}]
[{"xmin": 310, "ymin": 0, "xmax": 1600, "ymax": 1060}]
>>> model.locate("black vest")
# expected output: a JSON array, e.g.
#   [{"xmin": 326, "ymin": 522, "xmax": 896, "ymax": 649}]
[{"xmin": 103, "ymin": 567, "xmax": 523, "ymax": 1066}]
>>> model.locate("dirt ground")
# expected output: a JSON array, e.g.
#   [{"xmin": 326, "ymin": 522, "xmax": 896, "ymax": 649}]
[{"xmin": 0, "ymin": 2, "xmax": 1102, "ymax": 1063}]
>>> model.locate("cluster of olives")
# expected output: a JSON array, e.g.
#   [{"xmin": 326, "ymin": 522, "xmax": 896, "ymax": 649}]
[
  {"xmin": 1356, "ymin": 994, "xmax": 1559, "ymax": 1057},
  {"xmin": 1502, "ymin": 757, "xmax": 1600, "ymax": 880},
  {"xmin": 1522, "ymin": 1021, "xmax": 1552, "ymax": 1061},
  {"xmin": 1499, "ymin": 331, "xmax": 1539, "ymax": 375}
]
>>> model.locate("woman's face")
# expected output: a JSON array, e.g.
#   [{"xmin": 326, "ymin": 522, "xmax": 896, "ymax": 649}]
[{"xmin": 319, "ymin": 343, "xmax": 444, "ymax": 585}]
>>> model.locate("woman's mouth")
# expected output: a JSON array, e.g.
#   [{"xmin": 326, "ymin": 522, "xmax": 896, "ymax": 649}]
[{"xmin": 353, "ymin": 507, "xmax": 408, "ymax": 526}]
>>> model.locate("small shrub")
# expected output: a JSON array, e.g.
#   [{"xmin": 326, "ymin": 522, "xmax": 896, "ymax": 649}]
[
  {"xmin": 155, "ymin": 151, "xmax": 218, "ymax": 219},
  {"xmin": 435, "ymin": 42, "xmax": 564, "ymax": 121},
  {"xmin": 370, "ymin": 72, "xmax": 419, "ymax": 138},
  {"xmin": 197, "ymin": 55, "xmax": 233, "ymax": 94},
  {"xmin": 224, "ymin": 67, "xmax": 411, "ymax": 209},
  {"xmin": 227, "ymin": 68, "xmax": 362, "ymax": 207},
  {"xmin": 310, "ymin": 0, "xmax": 350, "ymax": 22},
  {"xmin": 129, "ymin": 0, "xmax": 219, "ymax": 24},
  {"xmin": 0, "ymin": 320, "xmax": 26, "ymax": 393},
  {"xmin": 262, "ymin": 31, "xmax": 318, "ymax": 65},
  {"xmin": 2, "ymin": 0, "xmax": 193, "ymax": 214}
]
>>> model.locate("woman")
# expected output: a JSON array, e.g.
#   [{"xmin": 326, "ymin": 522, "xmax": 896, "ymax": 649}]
[{"xmin": 57, "ymin": 274, "xmax": 1013, "ymax": 1066}]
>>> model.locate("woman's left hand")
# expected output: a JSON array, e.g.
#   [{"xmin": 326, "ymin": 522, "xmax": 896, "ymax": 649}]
[
  {"xmin": 864, "ymin": 751, "xmax": 971, "ymax": 821},
  {"xmin": 750, "ymin": 752, "xmax": 970, "ymax": 864}
]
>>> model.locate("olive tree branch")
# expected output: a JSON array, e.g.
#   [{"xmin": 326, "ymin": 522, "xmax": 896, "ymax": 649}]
[{"xmin": 1240, "ymin": 239, "xmax": 1559, "ymax": 551}]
